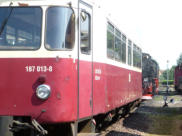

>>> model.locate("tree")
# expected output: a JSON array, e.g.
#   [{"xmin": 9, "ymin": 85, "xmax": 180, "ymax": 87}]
[
  {"xmin": 169, "ymin": 66, "xmax": 175, "ymax": 80},
  {"xmin": 160, "ymin": 65, "xmax": 175, "ymax": 81}
]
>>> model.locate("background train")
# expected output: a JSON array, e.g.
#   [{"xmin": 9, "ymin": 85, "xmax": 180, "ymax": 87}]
[
  {"xmin": 142, "ymin": 53, "xmax": 159, "ymax": 99},
  {"xmin": 174, "ymin": 65, "xmax": 182, "ymax": 92},
  {"xmin": 0, "ymin": 0, "xmax": 142, "ymax": 136}
]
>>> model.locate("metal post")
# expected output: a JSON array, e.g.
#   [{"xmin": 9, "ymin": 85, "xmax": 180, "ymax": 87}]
[{"xmin": 166, "ymin": 60, "xmax": 169, "ymax": 94}]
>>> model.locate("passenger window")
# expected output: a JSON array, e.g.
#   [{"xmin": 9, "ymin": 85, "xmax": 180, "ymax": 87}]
[
  {"xmin": 80, "ymin": 11, "xmax": 91, "ymax": 54},
  {"xmin": 107, "ymin": 23, "xmax": 114, "ymax": 59},
  {"xmin": 121, "ymin": 34, "xmax": 126, "ymax": 63},
  {"xmin": 133, "ymin": 44, "xmax": 137, "ymax": 67},
  {"xmin": 128, "ymin": 40, "xmax": 132, "ymax": 65},
  {"xmin": 138, "ymin": 48, "xmax": 142, "ymax": 68},
  {"xmin": 115, "ymin": 29, "xmax": 122, "ymax": 61},
  {"xmin": 133, "ymin": 44, "xmax": 141, "ymax": 68}
]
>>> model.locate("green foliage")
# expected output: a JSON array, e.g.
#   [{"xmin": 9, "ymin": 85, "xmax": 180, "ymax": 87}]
[
  {"xmin": 169, "ymin": 66, "xmax": 175, "ymax": 80},
  {"xmin": 160, "ymin": 52, "xmax": 182, "ymax": 83},
  {"xmin": 160, "ymin": 53, "xmax": 182, "ymax": 82},
  {"xmin": 159, "ymin": 65, "xmax": 175, "ymax": 82},
  {"xmin": 161, "ymin": 80, "xmax": 174, "ymax": 85}
]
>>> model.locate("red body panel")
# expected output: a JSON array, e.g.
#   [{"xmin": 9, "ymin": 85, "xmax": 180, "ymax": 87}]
[
  {"xmin": 93, "ymin": 62, "xmax": 142, "ymax": 115},
  {"xmin": 79, "ymin": 60, "xmax": 92, "ymax": 119},
  {"xmin": 0, "ymin": 58, "xmax": 142, "ymax": 123},
  {"xmin": 175, "ymin": 66, "xmax": 182, "ymax": 88},
  {"xmin": 0, "ymin": 58, "xmax": 78, "ymax": 123}
]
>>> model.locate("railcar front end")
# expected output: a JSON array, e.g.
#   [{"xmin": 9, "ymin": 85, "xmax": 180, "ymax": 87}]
[{"xmin": 0, "ymin": 0, "xmax": 79, "ymax": 135}]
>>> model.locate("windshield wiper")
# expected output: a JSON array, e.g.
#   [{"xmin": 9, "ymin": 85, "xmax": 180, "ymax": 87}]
[{"xmin": 0, "ymin": 8, "xmax": 13, "ymax": 36}]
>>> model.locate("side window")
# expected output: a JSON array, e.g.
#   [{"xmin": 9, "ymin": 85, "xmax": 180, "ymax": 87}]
[
  {"xmin": 121, "ymin": 34, "xmax": 126, "ymax": 63},
  {"xmin": 137, "ymin": 48, "xmax": 142, "ymax": 68},
  {"xmin": 80, "ymin": 11, "xmax": 91, "ymax": 54},
  {"xmin": 107, "ymin": 23, "xmax": 115, "ymax": 59},
  {"xmin": 107, "ymin": 21, "xmax": 136, "ymax": 66},
  {"xmin": 128, "ymin": 40, "xmax": 132, "ymax": 65},
  {"xmin": 133, "ymin": 44, "xmax": 142, "ymax": 68},
  {"xmin": 133, "ymin": 44, "xmax": 137, "ymax": 67},
  {"xmin": 115, "ymin": 29, "xmax": 122, "ymax": 61}
]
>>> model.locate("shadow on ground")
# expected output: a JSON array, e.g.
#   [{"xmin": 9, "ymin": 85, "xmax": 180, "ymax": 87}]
[{"xmin": 105, "ymin": 131, "xmax": 140, "ymax": 136}]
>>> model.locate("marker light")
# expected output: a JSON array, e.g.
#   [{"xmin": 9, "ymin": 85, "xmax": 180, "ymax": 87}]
[{"xmin": 36, "ymin": 84, "xmax": 51, "ymax": 100}]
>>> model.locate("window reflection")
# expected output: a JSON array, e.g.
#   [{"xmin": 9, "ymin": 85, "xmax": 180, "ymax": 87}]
[
  {"xmin": 45, "ymin": 7, "xmax": 75, "ymax": 50},
  {"xmin": 133, "ymin": 44, "xmax": 142, "ymax": 68},
  {"xmin": 115, "ymin": 29, "xmax": 122, "ymax": 61},
  {"xmin": 0, "ymin": 7, "xmax": 42, "ymax": 50},
  {"xmin": 121, "ymin": 34, "xmax": 126, "ymax": 63},
  {"xmin": 80, "ymin": 12, "xmax": 90, "ymax": 54},
  {"xmin": 107, "ymin": 23, "xmax": 115, "ymax": 59},
  {"xmin": 128, "ymin": 40, "xmax": 132, "ymax": 65}
]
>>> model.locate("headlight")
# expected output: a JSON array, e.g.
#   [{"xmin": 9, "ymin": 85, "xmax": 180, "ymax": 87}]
[{"xmin": 36, "ymin": 84, "xmax": 51, "ymax": 100}]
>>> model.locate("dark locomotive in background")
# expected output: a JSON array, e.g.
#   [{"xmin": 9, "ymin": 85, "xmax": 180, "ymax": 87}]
[{"xmin": 142, "ymin": 53, "xmax": 159, "ymax": 98}]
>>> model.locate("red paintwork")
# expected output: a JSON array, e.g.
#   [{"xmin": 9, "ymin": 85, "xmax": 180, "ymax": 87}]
[
  {"xmin": 143, "ymin": 83, "xmax": 153, "ymax": 94},
  {"xmin": 153, "ymin": 78, "xmax": 159, "ymax": 94},
  {"xmin": 142, "ymin": 78, "xmax": 159, "ymax": 100},
  {"xmin": 0, "ymin": 58, "xmax": 78, "ymax": 123},
  {"xmin": 79, "ymin": 60, "xmax": 92, "ymax": 119},
  {"xmin": 93, "ymin": 62, "xmax": 142, "ymax": 115},
  {"xmin": 0, "ymin": 58, "xmax": 142, "ymax": 123},
  {"xmin": 174, "ymin": 66, "xmax": 182, "ymax": 90}
]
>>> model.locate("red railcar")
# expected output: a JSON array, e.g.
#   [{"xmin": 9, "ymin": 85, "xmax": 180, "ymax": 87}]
[
  {"xmin": 174, "ymin": 65, "xmax": 182, "ymax": 91},
  {"xmin": 0, "ymin": 0, "xmax": 142, "ymax": 135}
]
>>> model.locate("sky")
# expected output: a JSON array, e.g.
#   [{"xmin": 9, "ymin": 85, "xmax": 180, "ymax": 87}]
[{"xmin": 94, "ymin": 0, "xmax": 182, "ymax": 70}]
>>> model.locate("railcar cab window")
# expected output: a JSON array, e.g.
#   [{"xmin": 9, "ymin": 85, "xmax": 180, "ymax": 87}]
[
  {"xmin": 80, "ymin": 11, "xmax": 91, "ymax": 54},
  {"xmin": 0, "ymin": 7, "xmax": 42, "ymax": 50},
  {"xmin": 45, "ymin": 7, "xmax": 75, "ymax": 50}
]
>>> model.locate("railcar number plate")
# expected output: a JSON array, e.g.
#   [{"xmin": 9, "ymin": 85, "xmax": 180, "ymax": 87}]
[{"xmin": 25, "ymin": 66, "xmax": 53, "ymax": 72}]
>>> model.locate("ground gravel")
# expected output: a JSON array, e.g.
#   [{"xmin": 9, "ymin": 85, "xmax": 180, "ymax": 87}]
[{"xmin": 99, "ymin": 87, "xmax": 182, "ymax": 136}]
